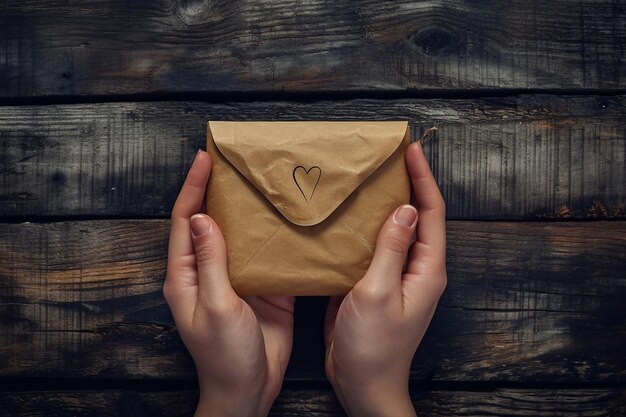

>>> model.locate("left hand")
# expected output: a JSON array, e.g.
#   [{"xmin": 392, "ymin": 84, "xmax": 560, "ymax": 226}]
[{"xmin": 164, "ymin": 150, "xmax": 295, "ymax": 417}]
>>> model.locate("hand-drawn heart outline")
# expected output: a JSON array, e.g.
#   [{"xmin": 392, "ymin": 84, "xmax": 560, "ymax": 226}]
[{"xmin": 292, "ymin": 165, "xmax": 321, "ymax": 202}]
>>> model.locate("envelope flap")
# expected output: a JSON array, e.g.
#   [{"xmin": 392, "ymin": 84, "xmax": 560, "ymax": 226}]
[{"xmin": 209, "ymin": 121, "xmax": 408, "ymax": 226}]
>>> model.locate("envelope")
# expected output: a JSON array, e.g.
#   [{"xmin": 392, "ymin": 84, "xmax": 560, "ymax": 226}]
[{"xmin": 206, "ymin": 121, "xmax": 410, "ymax": 296}]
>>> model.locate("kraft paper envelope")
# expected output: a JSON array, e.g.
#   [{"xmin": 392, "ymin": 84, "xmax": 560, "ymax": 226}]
[{"xmin": 206, "ymin": 121, "xmax": 410, "ymax": 296}]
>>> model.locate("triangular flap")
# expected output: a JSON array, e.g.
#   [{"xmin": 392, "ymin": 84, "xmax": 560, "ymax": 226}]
[{"xmin": 209, "ymin": 121, "xmax": 408, "ymax": 226}]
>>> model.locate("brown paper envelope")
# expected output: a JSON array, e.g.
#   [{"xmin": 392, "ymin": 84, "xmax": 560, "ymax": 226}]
[{"xmin": 206, "ymin": 121, "xmax": 410, "ymax": 296}]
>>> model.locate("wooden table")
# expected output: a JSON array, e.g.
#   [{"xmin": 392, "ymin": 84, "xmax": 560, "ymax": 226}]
[{"xmin": 1, "ymin": 1, "xmax": 625, "ymax": 415}]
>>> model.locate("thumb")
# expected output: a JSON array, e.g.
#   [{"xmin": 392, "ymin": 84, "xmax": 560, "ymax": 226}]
[
  {"xmin": 363, "ymin": 205, "xmax": 418, "ymax": 295},
  {"xmin": 190, "ymin": 214, "xmax": 236, "ymax": 304}
]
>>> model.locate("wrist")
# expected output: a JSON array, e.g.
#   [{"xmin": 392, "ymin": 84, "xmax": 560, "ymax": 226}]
[
  {"xmin": 334, "ymin": 381, "xmax": 416, "ymax": 417},
  {"xmin": 196, "ymin": 378, "xmax": 275, "ymax": 417},
  {"xmin": 194, "ymin": 363, "xmax": 282, "ymax": 417},
  {"xmin": 344, "ymin": 392, "xmax": 415, "ymax": 417},
  {"xmin": 195, "ymin": 391, "xmax": 268, "ymax": 417}
]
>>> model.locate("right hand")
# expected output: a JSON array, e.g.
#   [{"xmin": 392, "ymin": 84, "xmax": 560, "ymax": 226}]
[{"xmin": 324, "ymin": 142, "xmax": 447, "ymax": 417}]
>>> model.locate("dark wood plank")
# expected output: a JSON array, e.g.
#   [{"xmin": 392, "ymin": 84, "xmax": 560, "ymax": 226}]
[
  {"xmin": 1, "ymin": 388, "xmax": 625, "ymax": 417},
  {"xmin": 1, "ymin": 220, "xmax": 624, "ymax": 382},
  {"xmin": 1, "ymin": 0, "xmax": 625, "ymax": 96},
  {"xmin": 0, "ymin": 96, "xmax": 624, "ymax": 220}
]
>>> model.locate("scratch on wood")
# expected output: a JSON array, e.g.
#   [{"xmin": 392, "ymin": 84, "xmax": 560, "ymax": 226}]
[{"xmin": 418, "ymin": 126, "xmax": 438, "ymax": 145}]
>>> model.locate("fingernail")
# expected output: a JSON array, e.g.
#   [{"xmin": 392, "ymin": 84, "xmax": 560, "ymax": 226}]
[
  {"xmin": 190, "ymin": 214, "xmax": 212, "ymax": 237},
  {"xmin": 393, "ymin": 205, "xmax": 417, "ymax": 227}
]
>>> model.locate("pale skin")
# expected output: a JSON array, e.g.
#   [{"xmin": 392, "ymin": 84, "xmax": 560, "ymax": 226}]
[{"xmin": 164, "ymin": 142, "xmax": 447, "ymax": 417}]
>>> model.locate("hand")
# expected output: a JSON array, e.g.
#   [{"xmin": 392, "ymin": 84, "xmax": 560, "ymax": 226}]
[
  {"xmin": 164, "ymin": 150, "xmax": 295, "ymax": 417},
  {"xmin": 324, "ymin": 142, "xmax": 447, "ymax": 417}
]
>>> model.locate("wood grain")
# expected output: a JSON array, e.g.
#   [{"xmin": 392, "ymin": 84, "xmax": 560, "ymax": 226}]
[
  {"xmin": 0, "ymin": 96, "xmax": 624, "ymax": 220},
  {"xmin": 1, "ymin": 388, "xmax": 625, "ymax": 417},
  {"xmin": 1, "ymin": 220, "xmax": 624, "ymax": 381},
  {"xmin": 1, "ymin": 0, "xmax": 625, "ymax": 96}
]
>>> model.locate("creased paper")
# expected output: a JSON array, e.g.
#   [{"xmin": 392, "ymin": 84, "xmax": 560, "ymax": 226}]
[{"xmin": 206, "ymin": 121, "xmax": 410, "ymax": 296}]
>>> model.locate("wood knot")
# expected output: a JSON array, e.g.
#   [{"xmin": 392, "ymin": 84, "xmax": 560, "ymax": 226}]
[
  {"xmin": 587, "ymin": 198, "xmax": 609, "ymax": 218},
  {"xmin": 51, "ymin": 171, "xmax": 66, "ymax": 185},
  {"xmin": 176, "ymin": 0, "xmax": 215, "ymax": 25},
  {"xmin": 411, "ymin": 28, "xmax": 460, "ymax": 57}
]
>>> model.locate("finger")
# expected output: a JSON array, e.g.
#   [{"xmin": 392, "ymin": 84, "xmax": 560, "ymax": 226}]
[
  {"xmin": 245, "ymin": 296, "xmax": 295, "ymax": 368},
  {"xmin": 169, "ymin": 150, "xmax": 212, "ymax": 264},
  {"xmin": 190, "ymin": 214, "xmax": 237, "ymax": 306},
  {"xmin": 405, "ymin": 142, "xmax": 446, "ymax": 272},
  {"xmin": 245, "ymin": 296, "xmax": 295, "ymax": 324},
  {"xmin": 165, "ymin": 150, "xmax": 211, "ymax": 323},
  {"xmin": 324, "ymin": 295, "xmax": 344, "ymax": 349},
  {"xmin": 362, "ymin": 205, "xmax": 417, "ymax": 296}
]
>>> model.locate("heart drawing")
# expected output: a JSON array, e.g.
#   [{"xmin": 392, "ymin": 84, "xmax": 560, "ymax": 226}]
[{"xmin": 293, "ymin": 165, "xmax": 322, "ymax": 202}]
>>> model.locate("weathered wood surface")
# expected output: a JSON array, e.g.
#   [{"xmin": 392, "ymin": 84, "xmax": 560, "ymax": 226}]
[
  {"xmin": 1, "ymin": 388, "xmax": 625, "ymax": 417},
  {"xmin": 2, "ymin": 0, "xmax": 625, "ymax": 97},
  {"xmin": 1, "ymin": 96, "xmax": 624, "ymax": 220},
  {"xmin": 2, "ymin": 1, "xmax": 625, "ymax": 415},
  {"xmin": 1, "ymin": 220, "xmax": 624, "ymax": 381}
]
